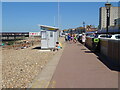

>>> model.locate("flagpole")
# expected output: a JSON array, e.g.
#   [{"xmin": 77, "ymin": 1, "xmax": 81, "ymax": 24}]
[
  {"xmin": 54, "ymin": 16, "xmax": 55, "ymax": 27},
  {"xmin": 58, "ymin": 0, "xmax": 60, "ymax": 29}
]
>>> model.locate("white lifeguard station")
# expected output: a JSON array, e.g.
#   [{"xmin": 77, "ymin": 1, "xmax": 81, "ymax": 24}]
[{"xmin": 40, "ymin": 25, "xmax": 59, "ymax": 49}]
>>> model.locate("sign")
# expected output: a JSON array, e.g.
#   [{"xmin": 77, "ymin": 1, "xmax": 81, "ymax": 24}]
[{"xmin": 29, "ymin": 32, "xmax": 40, "ymax": 37}]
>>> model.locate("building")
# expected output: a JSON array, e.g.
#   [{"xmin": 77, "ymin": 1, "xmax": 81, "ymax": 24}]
[
  {"xmin": 86, "ymin": 28, "xmax": 97, "ymax": 32},
  {"xmin": 114, "ymin": 18, "xmax": 120, "ymax": 26},
  {"xmin": 40, "ymin": 25, "xmax": 59, "ymax": 49},
  {"xmin": 99, "ymin": 3, "xmax": 120, "ymax": 30}
]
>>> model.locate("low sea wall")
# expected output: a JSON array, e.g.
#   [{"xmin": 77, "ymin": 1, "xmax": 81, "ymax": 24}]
[{"xmin": 86, "ymin": 37, "xmax": 120, "ymax": 67}]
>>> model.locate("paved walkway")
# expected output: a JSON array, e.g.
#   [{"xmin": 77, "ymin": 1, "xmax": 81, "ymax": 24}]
[{"xmin": 49, "ymin": 42, "xmax": 118, "ymax": 88}]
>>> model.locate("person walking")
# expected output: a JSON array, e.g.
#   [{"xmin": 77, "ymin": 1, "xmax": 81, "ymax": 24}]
[
  {"xmin": 67, "ymin": 33, "xmax": 71, "ymax": 42},
  {"xmin": 65, "ymin": 34, "xmax": 68, "ymax": 42},
  {"xmin": 82, "ymin": 33, "xmax": 86, "ymax": 45},
  {"xmin": 70, "ymin": 34, "xmax": 74, "ymax": 43},
  {"xmin": 73, "ymin": 34, "xmax": 77, "ymax": 43}
]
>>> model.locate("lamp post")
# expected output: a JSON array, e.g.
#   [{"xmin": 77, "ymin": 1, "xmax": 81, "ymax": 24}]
[
  {"xmin": 83, "ymin": 21, "xmax": 85, "ymax": 33},
  {"xmin": 105, "ymin": 2, "xmax": 111, "ymax": 33}
]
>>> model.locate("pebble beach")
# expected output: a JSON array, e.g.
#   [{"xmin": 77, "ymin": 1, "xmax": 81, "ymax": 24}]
[{"xmin": 2, "ymin": 37, "xmax": 65, "ymax": 88}]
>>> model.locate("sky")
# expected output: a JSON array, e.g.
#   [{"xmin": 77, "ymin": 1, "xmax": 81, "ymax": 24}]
[
  {"xmin": 2, "ymin": 2, "xmax": 118, "ymax": 32},
  {"xmin": 1, "ymin": 0, "xmax": 120, "ymax": 2}
]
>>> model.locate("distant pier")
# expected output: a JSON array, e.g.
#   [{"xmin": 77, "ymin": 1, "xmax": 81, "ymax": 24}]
[{"xmin": 1, "ymin": 32, "xmax": 29, "ymax": 41}]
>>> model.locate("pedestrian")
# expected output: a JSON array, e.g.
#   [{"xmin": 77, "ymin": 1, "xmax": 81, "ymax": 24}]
[
  {"xmin": 67, "ymin": 33, "xmax": 71, "ymax": 42},
  {"xmin": 92, "ymin": 38, "xmax": 100, "ymax": 52},
  {"xmin": 65, "ymin": 34, "xmax": 68, "ymax": 42},
  {"xmin": 73, "ymin": 34, "xmax": 77, "ymax": 43},
  {"xmin": 70, "ymin": 34, "xmax": 74, "ymax": 43},
  {"xmin": 78, "ymin": 34, "xmax": 82, "ymax": 43},
  {"xmin": 82, "ymin": 33, "xmax": 86, "ymax": 45}
]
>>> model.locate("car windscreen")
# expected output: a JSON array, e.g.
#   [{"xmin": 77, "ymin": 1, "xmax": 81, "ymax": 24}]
[
  {"xmin": 115, "ymin": 35, "xmax": 120, "ymax": 39},
  {"xmin": 100, "ymin": 35, "xmax": 111, "ymax": 38}
]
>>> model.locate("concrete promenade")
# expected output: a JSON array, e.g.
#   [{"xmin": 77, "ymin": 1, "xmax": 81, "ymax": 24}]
[{"xmin": 49, "ymin": 42, "xmax": 118, "ymax": 88}]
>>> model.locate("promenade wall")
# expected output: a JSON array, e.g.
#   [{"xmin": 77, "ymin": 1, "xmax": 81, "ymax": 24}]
[{"xmin": 86, "ymin": 37, "xmax": 120, "ymax": 67}]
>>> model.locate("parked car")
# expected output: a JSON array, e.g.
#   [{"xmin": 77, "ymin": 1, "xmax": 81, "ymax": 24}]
[
  {"xmin": 111, "ymin": 34, "xmax": 120, "ymax": 39},
  {"xmin": 97, "ymin": 34, "xmax": 112, "ymax": 38},
  {"xmin": 86, "ymin": 34, "xmax": 94, "ymax": 38}
]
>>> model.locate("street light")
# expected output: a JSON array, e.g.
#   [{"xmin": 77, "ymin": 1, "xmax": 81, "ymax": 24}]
[
  {"xmin": 105, "ymin": 2, "xmax": 111, "ymax": 33},
  {"xmin": 83, "ymin": 21, "xmax": 85, "ymax": 33}
]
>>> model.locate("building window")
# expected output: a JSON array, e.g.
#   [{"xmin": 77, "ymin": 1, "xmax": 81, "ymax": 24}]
[
  {"xmin": 41, "ymin": 27, "xmax": 47, "ymax": 30},
  {"xmin": 41, "ymin": 31, "xmax": 47, "ymax": 39},
  {"xmin": 50, "ymin": 32, "xmax": 53, "ymax": 37}
]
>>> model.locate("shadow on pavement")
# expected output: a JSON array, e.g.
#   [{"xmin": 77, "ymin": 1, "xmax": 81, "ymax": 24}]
[
  {"xmin": 84, "ymin": 51, "xmax": 93, "ymax": 53},
  {"xmin": 95, "ymin": 53, "xmax": 120, "ymax": 72},
  {"xmin": 81, "ymin": 48, "xmax": 87, "ymax": 50},
  {"xmin": 84, "ymin": 44, "xmax": 120, "ymax": 72},
  {"xmin": 81, "ymin": 42, "xmax": 119, "ymax": 72},
  {"xmin": 77, "ymin": 43, "xmax": 83, "ymax": 46},
  {"xmin": 77, "ymin": 41, "xmax": 120, "ymax": 71},
  {"xmin": 32, "ymin": 46, "xmax": 41, "ymax": 50}
]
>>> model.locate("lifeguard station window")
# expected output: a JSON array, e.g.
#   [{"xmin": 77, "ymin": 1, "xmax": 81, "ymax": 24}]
[
  {"xmin": 50, "ymin": 32, "xmax": 53, "ymax": 37},
  {"xmin": 41, "ymin": 27, "xmax": 47, "ymax": 30},
  {"xmin": 41, "ymin": 31, "xmax": 47, "ymax": 39}
]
